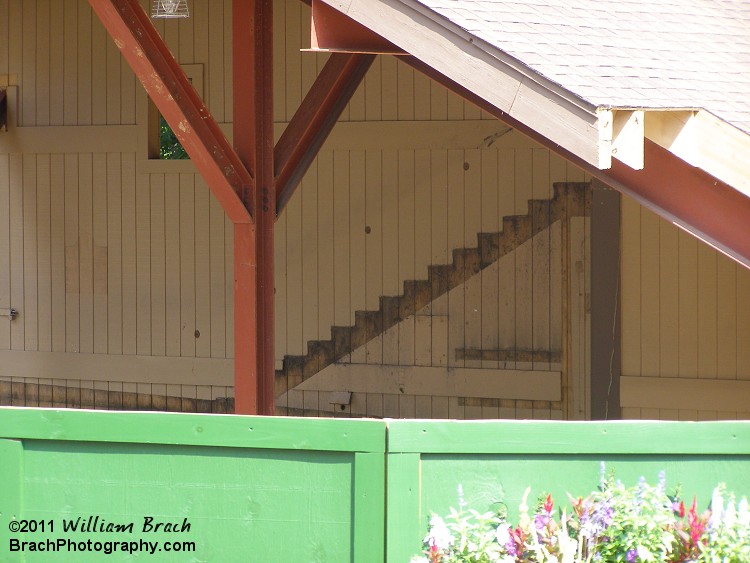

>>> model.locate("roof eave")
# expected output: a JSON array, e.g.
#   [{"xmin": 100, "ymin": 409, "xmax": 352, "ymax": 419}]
[{"xmin": 321, "ymin": 0, "xmax": 613, "ymax": 169}]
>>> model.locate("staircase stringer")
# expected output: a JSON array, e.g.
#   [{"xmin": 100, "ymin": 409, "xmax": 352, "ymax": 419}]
[{"xmin": 275, "ymin": 181, "xmax": 591, "ymax": 399}]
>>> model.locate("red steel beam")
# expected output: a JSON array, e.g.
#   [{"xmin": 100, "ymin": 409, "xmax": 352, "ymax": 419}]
[
  {"xmin": 234, "ymin": 0, "xmax": 275, "ymax": 415},
  {"xmin": 402, "ymin": 56, "xmax": 750, "ymax": 268},
  {"xmin": 607, "ymin": 141, "xmax": 750, "ymax": 268},
  {"xmin": 275, "ymin": 53, "xmax": 374, "ymax": 215},
  {"xmin": 310, "ymin": 0, "xmax": 404, "ymax": 54},
  {"xmin": 89, "ymin": 0, "xmax": 252, "ymax": 224}
]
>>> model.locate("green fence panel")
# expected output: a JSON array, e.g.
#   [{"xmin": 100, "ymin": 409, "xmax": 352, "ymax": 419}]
[
  {"xmin": 386, "ymin": 420, "xmax": 750, "ymax": 563},
  {"xmin": 2, "ymin": 410, "xmax": 750, "ymax": 563},
  {"xmin": 0, "ymin": 408, "xmax": 386, "ymax": 563}
]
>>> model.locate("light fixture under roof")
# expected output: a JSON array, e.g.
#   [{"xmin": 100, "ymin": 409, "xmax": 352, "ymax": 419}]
[{"xmin": 151, "ymin": 0, "xmax": 189, "ymax": 19}]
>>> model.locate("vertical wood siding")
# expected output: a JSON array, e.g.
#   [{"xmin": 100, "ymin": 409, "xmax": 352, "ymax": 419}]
[
  {"xmin": 3, "ymin": 0, "xmax": 742, "ymax": 421},
  {"xmin": 277, "ymin": 149, "xmax": 590, "ymax": 419},
  {"xmin": 0, "ymin": 0, "xmax": 588, "ymax": 414},
  {"xmin": 620, "ymin": 199, "xmax": 750, "ymax": 421},
  {"xmin": 0, "ymin": 152, "xmax": 234, "ymax": 364}
]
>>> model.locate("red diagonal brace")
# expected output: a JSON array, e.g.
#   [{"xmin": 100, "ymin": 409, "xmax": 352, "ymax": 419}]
[
  {"xmin": 88, "ymin": 0, "xmax": 253, "ymax": 224},
  {"xmin": 275, "ymin": 53, "xmax": 374, "ymax": 215}
]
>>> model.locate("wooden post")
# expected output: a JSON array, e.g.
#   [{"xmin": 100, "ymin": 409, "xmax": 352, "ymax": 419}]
[
  {"xmin": 233, "ymin": 0, "xmax": 275, "ymax": 415},
  {"xmin": 590, "ymin": 180, "xmax": 621, "ymax": 419}
]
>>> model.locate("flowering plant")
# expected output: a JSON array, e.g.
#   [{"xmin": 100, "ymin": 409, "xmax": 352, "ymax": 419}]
[{"xmin": 411, "ymin": 467, "xmax": 750, "ymax": 563}]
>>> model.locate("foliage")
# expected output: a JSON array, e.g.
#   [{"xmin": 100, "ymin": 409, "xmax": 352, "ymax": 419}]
[
  {"xmin": 411, "ymin": 466, "xmax": 750, "ymax": 563},
  {"xmin": 159, "ymin": 115, "xmax": 188, "ymax": 160}
]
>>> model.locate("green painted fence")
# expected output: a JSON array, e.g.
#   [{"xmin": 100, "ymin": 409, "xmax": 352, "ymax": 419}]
[
  {"xmin": 0, "ymin": 408, "xmax": 386, "ymax": 562},
  {"xmin": 0, "ymin": 409, "xmax": 749, "ymax": 562},
  {"xmin": 386, "ymin": 420, "xmax": 750, "ymax": 562}
]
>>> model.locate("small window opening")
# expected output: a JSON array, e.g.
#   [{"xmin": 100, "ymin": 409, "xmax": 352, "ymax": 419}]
[
  {"xmin": 146, "ymin": 64, "xmax": 203, "ymax": 161},
  {"xmin": 148, "ymin": 102, "xmax": 189, "ymax": 160},
  {"xmin": 159, "ymin": 115, "xmax": 188, "ymax": 159}
]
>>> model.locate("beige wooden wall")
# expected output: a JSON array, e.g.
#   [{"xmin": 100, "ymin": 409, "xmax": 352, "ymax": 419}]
[
  {"xmin": 0, "ymin": 0, "xmax": 238, "ymax": 398},
  {"xmin": 2, "ymin": 0, "xmax": 743, "ymax": 420},
  {"xmin": 0, "ymin": 0, "xmax": 586, "ymax": 388},
  {"xmin": 276, "ymin": 149, "xmax": 591, "ymax": 419},
  {"xmin": 620, "ymin": 197, "xmax": 750, "ymax": 420},
  {"xmin": 278, "ymin": 146, "xmax": 585, "ymax": 355}
]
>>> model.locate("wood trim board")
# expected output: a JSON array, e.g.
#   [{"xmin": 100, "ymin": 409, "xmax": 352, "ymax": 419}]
[
  {"xmin": 0, "ymin": 350, "xmax": 232, "ymax": 386},
  {"xmin": 621, "ymin": 375, "xmax": 750, "ymax": 414},
  {"xmin": 295, "ymin": 363, "xmax": 561, "ymax": 401}
]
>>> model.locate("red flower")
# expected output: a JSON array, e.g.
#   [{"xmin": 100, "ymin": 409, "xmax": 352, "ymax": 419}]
[
  {"xmin": 572, "ymin": 497, "xmax": 584, "ymax": 518},
  {"xmin": 429, "ymin": 542, "xmax": 441, "ymax": 563},
  {"xmin": 544, "ymin": 494, "xmax": 554, "ymax": 514},
  {"xmin": 687, "ymin": 498, "xmax": 707, "ymax": 545}
]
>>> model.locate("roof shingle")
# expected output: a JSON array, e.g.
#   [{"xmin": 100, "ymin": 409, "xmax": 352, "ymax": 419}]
[{"xmin": 415, "ymin": 0, "xmax": 750, "ymax": 132}]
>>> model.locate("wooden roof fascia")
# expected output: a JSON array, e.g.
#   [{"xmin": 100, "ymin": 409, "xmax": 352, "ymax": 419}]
[
  {"xmin": 610, "ymin": 109, "xmax": 645, "ymax": 170},
  {"xmin": 319, "ymin": 0, "xmax": 612, "ymax": 169},
  {"xmin": 404, "ymin": 56, "xmax": 750, "ymax": 269},
  {"xmin": 88, "ymin": 0, "xmax": 252, "ymax": 224},
  {"xmin": 274, "ymin": 52, "xmax": 375, "ymax": 216}
]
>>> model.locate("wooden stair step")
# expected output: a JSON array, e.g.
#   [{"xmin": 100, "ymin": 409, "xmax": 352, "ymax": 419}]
[{"xmin": 276, "ymin": 182, "xmax": 591, "ymax": 391}]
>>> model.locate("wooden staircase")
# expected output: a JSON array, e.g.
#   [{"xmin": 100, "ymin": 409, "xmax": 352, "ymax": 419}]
[{"xmin": 275, "ymin": 181, "xmax": 591, "ymax": 401}]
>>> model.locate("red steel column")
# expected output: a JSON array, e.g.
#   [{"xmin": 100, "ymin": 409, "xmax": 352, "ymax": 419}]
[
  {"xmin": 233, "ymin": 223, "xmax": 258, "ymax": 414},
  {"xmin": 234, "ymin": 0, "xmax": 275, "ymax": 415}
]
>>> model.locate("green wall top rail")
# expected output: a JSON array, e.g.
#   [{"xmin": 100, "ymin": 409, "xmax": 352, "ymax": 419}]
[
  {"xmin": 3, "ymin": 409, "xmax": 749, "ymax": 456},
  {"xmin": 0, "ymin": 407, "xmax": 386, "ymax": 452},
  {"xmin": 386, "ymin": 419, "xmax": 750, "ymax": 455}
]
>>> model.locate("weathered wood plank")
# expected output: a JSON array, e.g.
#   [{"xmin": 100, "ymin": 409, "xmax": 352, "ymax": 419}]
[
  {"xmin": 697, "ymin": 242, "xmax": 718, "ymax": 379},
  {"xmin": 298, "ymin": 363, "xmax": 562, "ymax": 401},
  {"xmin": 91, "ymin": 155, "xmax": 108, "ymax": 354},
  {"xmin": 621, "ymin": 376, "xmax": 750, "ymax": 414},
  {"xmin": 658, "ymin": 221, "xmax": 679, "ymax": 377},
  {"xmin": 364, "ymin": 151, "xmax": 383, "ymax": 364},
  {"xmin": 620, "ymin": 196, "xmax": 641, "ymax": 376},
  {"xmin": 50, "ymin": 154, "xmax": 66, "ymax": 352},
  {"xmin": 179, "ymin": 174, "xmax": 196, "ymax": 357},
  {"xmin": 164, "ymin": 174, "xmax": 181, "ymax": 357},
  {"xmin": 398, "ymin": 150, "xmax": 415, "ymax": 366},
  {"xmin": 208, "ymin": 193, "xmax": 226, "ymax": 358},
  {"xmin": 36, "ymin": 155, "xmax": 52, "ymax": 352},
  {"xmin": 149, "ymin": 174, "xmax": 166, "ymax": 356},
  {"xmin": 121, "ymin": 154, "xmax": 137, "ymax": 354},
  {"xmin": 48, "ymin": 0, "xmax": 65, "ymax": 125},
  {"xmin": 194, "ymin": 177, "xmax": 211, "ymax": 359},
  {"xmin": 381, "ymin": 150, "xmax": 399, "ymax": 365},
  {"xmin": 717, "ymin": 255, "xmax": 737, "ymax": 379},
  {"xmin": 135, "ymin": 156, "xmax": 152, "ymax": 355},
  {"xmin": 63, "ymin": 0, "xmax": 78, "ymax": 125}
]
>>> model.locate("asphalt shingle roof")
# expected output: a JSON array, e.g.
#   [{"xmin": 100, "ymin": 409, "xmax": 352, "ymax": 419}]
[{"xmin": 415, "ymin": 0, "xmax": 750, "ymax": 133}]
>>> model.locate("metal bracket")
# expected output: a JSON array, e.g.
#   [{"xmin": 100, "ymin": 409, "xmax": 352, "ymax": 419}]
[{"xmin": 0, "ymin": 308, "xmax": 18, "ymax": 320}]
